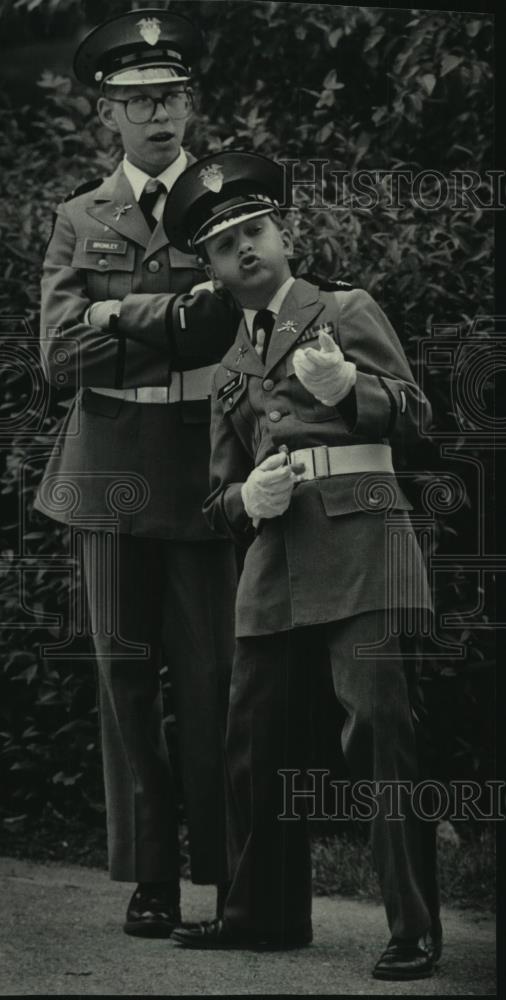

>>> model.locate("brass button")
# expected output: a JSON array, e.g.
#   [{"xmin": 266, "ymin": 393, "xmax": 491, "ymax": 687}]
[
  {"xmin": 98, "ymin": 258, "xmax": 109, "ymax": 269},
  {"xmin": 263, "ymin": 378, "xmax": 274, "ymax": 391},
  {"xmin": 269, "ymin": 410, "xmax": 282, "ymax": 423},
  {"xmin": 148, "ymin": 260, "xmax": 161, "ymax": 273}
]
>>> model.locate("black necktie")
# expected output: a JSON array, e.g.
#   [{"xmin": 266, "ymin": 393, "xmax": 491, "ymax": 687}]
[
  {"xmin": 139, "ymin": 179, "xmax": 166, "ymax": 231},
  {"xmin": 252, "ymin": 309, "xmax": 275, "ymax": 363}
]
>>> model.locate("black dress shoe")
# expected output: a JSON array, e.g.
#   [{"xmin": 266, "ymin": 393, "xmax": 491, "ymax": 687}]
[
  {"xmin": 171, "ymin": 917, "xmax": 312, "ymax": 951},
  {"xmin": 372, "ymin": 933, "xmax": 440, "ymax": 980},
  {"xmin": 123, "ymin": 882, "xmax": 182, "ymax": 938},
  {"xmin": 428, "ymin": 919, "xmax": 443, "ymax": 962},
  {"xmin": 216, "ymin": 882, "xmax": 231, "ymax": 919}
]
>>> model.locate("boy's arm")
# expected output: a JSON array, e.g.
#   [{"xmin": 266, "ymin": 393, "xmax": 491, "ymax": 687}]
[
  {"xmin": 40, "ymin": 205, "xmax": 239, "ymax": 388},
  {"xmin": 334, "ymin": 288, "xmax": 432, "ymax": 443},
  {"xmin": 203, "ymin": 383, "xmax": 255, "ymax": 546}
]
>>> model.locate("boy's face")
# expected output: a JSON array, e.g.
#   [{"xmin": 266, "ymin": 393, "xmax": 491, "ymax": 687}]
[
  {"xmin": 97, "ymin": 83, "xmax": 189, "ymax": 175},
  {"xmin": 204, "ymin": 214, "xmax": 293, "ymax": 309}
]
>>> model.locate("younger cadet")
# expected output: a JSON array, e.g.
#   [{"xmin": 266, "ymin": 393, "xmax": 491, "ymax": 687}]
[{"xmin": 163, "ymin": 151, "xmax": 441, "ymax": 980}]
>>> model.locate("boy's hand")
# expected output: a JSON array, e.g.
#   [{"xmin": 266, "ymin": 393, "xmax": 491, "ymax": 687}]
[
  {"xmin": 292, "ymin": 330, "xmax": 357, "ymax": 405},
  {"xmin": 87, "ymin": 299, "xmax": 121, "ymax": 329},
  {"xmin": 241, "ymin": 452, "xmax": 304, "ymax": 523}
]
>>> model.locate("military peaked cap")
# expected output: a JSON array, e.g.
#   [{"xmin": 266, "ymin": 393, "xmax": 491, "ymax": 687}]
[
  {"xmin": 74, "ymin": 9, "xmax": 202, "ymax": 88},
  {"xmin": 164, "ymin": 151, "xmax": 288, "ymax": 252}
]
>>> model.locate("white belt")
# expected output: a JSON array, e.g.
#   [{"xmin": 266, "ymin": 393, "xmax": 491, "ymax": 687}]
[
  {"xmin": 288, "ymin": 444, "xmax": 394, "ymax": 480},
  {"xmin": 89, "ymin": 365, "xmax": 218, "ymax": 404}
]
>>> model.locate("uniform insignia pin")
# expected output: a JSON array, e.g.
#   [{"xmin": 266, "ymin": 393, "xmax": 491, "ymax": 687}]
[
  {"xmin": 137, "ymin": 17, "xmax": 161, "ymax": 45},
  {"xmin": 235, "ymin": 347, "xmax": 247, "ymax": 362},
  {"xmin": 112, "ymin": 203, "xmax": 133, "ymax": 221},
  {"xmin": 277, "ymin": 320, "xmax": 298, "ymax": 334},
  {"xmin": 199, "ymin": 164, "xmax": 224, "ymax": 193}
]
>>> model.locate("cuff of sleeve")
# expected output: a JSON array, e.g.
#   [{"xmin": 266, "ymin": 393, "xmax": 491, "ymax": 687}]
[
  {"xmin": 336, "ymin": 386, "xmax": 358, "ymax": 427},
  {"xmin": 350, "ymin": 371, "xmax": 393, "ymax": 437},
  {"xmin": 222, "ymin": 483, "xmax": 252, "ymax": 534}
]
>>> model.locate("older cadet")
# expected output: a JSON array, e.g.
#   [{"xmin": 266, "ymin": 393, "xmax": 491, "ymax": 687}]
[
  {"xmin": 35, "ymin": 12, "xmax": 238, "ymax": 936},
  {"xmin": 163, "ymin": 152, "xmax": 442, "ymax": 980}
]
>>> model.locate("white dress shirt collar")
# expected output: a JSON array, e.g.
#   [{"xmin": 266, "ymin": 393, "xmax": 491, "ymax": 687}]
[
  {"xmin": 122, "ymin": 148, "xmax": 188, "ymax": 201},
  {"xmin": 243, "ymin": 275, "xmax": 296, "ymax": 338}
]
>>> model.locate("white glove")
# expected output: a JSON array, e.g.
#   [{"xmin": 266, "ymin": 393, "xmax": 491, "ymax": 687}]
[
  {"xmin": 241, "ymin": 452, "xmax": 304, "ymax": 523},
  {"xmin": 87, "ymin": 299, "xmax": 121, "ymax": 329},
  {"xmin": 292, "ymin": 330, "xmax": 357, "ymax": 406}
]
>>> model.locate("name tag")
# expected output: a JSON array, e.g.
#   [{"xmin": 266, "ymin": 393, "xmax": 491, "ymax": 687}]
[
  {"xmin": 84, "ymin": 238, "xmax": 128, "ymax": 254},
  {"xmin": 217, "ymin": 372, "xmax": 244, "ymax": 400}
]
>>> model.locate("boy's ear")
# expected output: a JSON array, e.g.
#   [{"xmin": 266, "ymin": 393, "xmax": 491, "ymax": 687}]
[
  {"xmin": 97, "ymin": 96, "xmax": 120, "ymax": 133},
  {"xmin": 204, "ymin": 262, "xmax": 224, "ymax": 291},
  {"xmin": 280, "ymin": 227, "xmax": 294, "ymax": 257},
  {"xmin": 185, "ymin": 86, "xmax": 196, "ymax": 115}
]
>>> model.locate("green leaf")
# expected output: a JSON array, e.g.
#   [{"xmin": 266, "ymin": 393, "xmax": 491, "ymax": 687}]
[
  {"xmin": 466, "ymin": 20, "xmax": 482, "ymax": 38},
  {"xmin": 329, "ymin": 28, "xmax": 343, "ymax": 48},
  {"xmin": 420, "ymin": 74, "xmax": 437, "ymax": 96},
  {"xmin": 316, "ymin": 123, "xmax": 334, "ymax": 144},
  {"xmin": 364, "ymin": 26, "xmax": 386, "ymax": 52},
  {"xmin": 441, "ymin": 54, "xmax": 464, "ymax": 77},
  {"xmin": 322, "ymin": 69, "xmax": 343, "ymax": 90}
]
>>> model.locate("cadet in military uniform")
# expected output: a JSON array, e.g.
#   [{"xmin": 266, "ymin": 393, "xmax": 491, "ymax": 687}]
[
  {"xmin": 35, "ymin": 12, "xmax": 238, "ymax": 935},
  {"xmin": 164, "ymin": 152, "xmax": 442, "ymax": 979}
]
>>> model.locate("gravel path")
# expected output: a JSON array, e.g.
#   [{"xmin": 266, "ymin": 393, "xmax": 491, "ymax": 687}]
[{"xmin": 0, "ymin": 857, "xmax": 496, "ymax": 996}]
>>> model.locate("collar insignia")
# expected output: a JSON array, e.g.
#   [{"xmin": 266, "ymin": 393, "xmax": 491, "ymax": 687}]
[
  {"xmin": 199, "ymin": 164, "xmax": 224, "ymax": 193},
  {"xmin": 137, "ymin": 17, "xmax": 162, "ymax": 46},
  {"xmin": 276, "ymin": 319, "xmax": 298, "ymax": 334},
  {"xmin": 112, "ymin": 203, "xmax": 133, "ymax": 221},
  {"xmin": 235, "ymin": 346, "xmax": 248, "ymax": 363}
]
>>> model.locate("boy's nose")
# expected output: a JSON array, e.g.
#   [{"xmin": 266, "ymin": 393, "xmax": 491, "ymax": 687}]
[
  {"xmin": 152, "ymin": 99, "xmax": 171, "ymax": 122},
  {"xmin": 239, "ymin": 238, "xmax": 253, "ymax": 254}
]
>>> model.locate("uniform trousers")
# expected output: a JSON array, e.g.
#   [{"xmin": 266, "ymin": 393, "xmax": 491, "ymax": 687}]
[
  {"xmin": 80, "ymin": 531, "xmax": 235, "ymax": 884},
  {"xmin": 223, "ymin": 609, "xmax": 440, "ymax": 944}
]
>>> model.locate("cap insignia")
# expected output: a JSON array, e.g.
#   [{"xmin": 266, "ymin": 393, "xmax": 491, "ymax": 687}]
[
  {"xmin": 199, "ymin": 164, "xmax": 224, "ymax": 193},
  {"xmin": 137, "ymin": 17, "xmax": 162, "ymax": 46}
]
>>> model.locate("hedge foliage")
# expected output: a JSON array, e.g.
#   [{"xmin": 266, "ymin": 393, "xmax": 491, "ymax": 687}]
[{"xmin": 0, "ymin": 2, "xmax": 496, "ymax": 825}]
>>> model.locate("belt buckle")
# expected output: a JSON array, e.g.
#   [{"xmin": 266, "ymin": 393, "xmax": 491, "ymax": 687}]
[
  {"xmin": 134, "ymin": 387, "xmax": 169, "ymax": 403},
  {"xmin": 313, "ymin": 445, "xmax": 330, "ymax": 478}
]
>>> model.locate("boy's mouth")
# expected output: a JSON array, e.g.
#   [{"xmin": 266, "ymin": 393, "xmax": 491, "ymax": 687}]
[
  {"xmin": 149, "ymin": 130, "xmax": 175, "ymax": 144},
  {"xmin": 240, "ymin": 253, "xmax": 261, "ymax": 273}
]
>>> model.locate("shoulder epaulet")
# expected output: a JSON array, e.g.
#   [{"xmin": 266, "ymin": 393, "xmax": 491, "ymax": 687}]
[
  {"xmin": 44, "ymin": 177, "xmax": 103, "ymax": 251},
  {"xmin": 64, "ymin": 177, "xmax": 103, "ymax": 203},
  {"xmin": 299, "ymin": 272, "xmax": 357, "ymax": 292}
]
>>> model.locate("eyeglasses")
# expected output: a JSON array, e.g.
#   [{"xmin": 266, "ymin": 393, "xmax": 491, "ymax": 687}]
[{"xmin": 107, "ymin": 90, "xmax": 193, "ymax": 124}]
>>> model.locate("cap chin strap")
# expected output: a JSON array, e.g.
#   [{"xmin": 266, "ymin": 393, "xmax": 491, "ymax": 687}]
[
  {"xmin": 193, "ymin": 207, "xmax": 278, "ymax": 248},
  {"xmin": 105, "ymin": 65, "xmax": 190, "ymax": 85}
]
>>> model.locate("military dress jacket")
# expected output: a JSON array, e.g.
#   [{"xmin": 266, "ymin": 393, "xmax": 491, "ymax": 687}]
[
  {"xmin": 203, "ymin": 278, "xmax": 433, "ymax": 636},
  {"xmin": 35, "ymin": 159, "xmax": 238, "ymax": 539}
]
